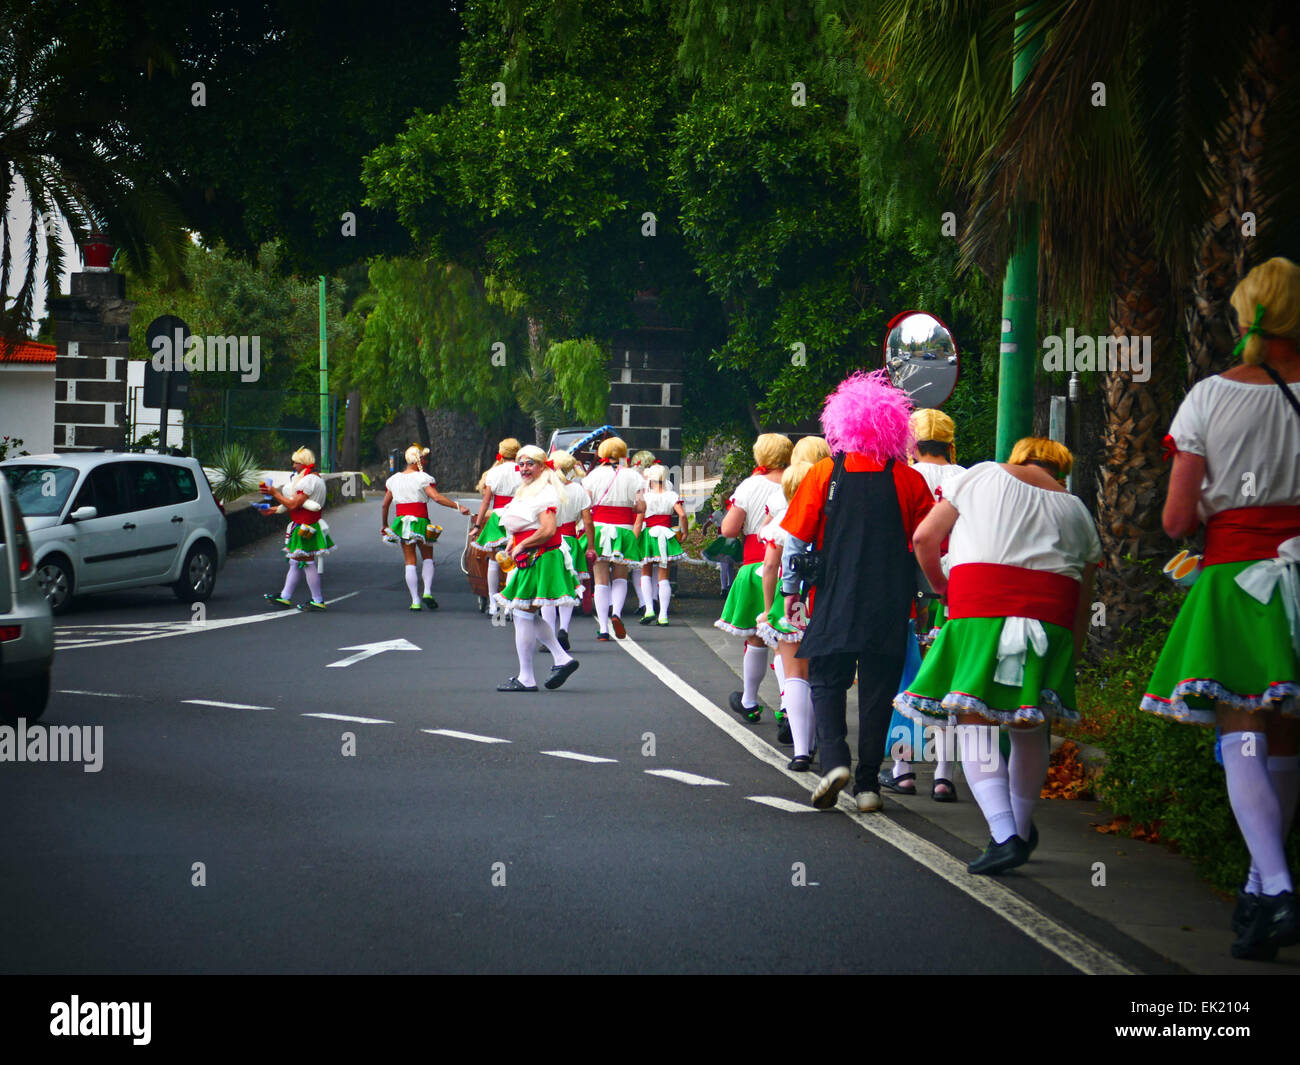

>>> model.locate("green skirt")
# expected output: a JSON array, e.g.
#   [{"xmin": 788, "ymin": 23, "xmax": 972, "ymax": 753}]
[
  {"xmin": 638, "ymin": 528, "xmax": 687, "ymax": 565},
  {"xmin": 758, "ymin": 591, "xmax": 802, "ymax": 647},
  {"xmin": 563, "ymin": 534, "xmax": 589, "ymax": 579},
  {"xmin": 472, "ymin": 511, "xmax": 507, "ymax": 552},
  {"xmin": 714, "ymin": 562, "xmax": 766, "ymax": 637},
  {"xmin": 389, "ymin": 514, "xmax": 441, "ymax": 544},
  {"xmin": 1142, "ymin": 560, "xmax": 1300, "ymax": 726},
  {"xmin": 285, "ymin": 520, "xmax": 335, "ymax": 559},
  {"xmin": 496, "ymin": 549, "xmax": 582, "ymax": 611},
  {"xmin": 593, "ymin": 523, "xmax": 641, "ymax": 563},
  {"xmin": 895, "ymin": 615, "xmax": 1078, "ymax": 727}
]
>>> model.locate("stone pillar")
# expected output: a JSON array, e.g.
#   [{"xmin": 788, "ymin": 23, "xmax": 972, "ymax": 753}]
[
  {"xmin": 608, "ymin": 293, "xmax": 688, "ymax": 473},
  {"xmin": 49, "ymin": 237, "xmax": 135, "ymax": 452}
]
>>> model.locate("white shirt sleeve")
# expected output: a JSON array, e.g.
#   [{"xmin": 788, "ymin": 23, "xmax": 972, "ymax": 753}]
[{"xmin": 1168, "ymin": 382, "xmax": 1208, "ymax": 457}]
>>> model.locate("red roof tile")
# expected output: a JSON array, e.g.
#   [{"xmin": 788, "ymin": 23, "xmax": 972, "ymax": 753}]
[{"xmin": 0, "ymin": 341, "xmax": 57, "ymax": 364}]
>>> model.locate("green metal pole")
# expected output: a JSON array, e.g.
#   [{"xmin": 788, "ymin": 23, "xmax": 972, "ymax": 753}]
[
  {"xmin": 995, "ymin": 10, "xmax": 1043, "ymax": 461},
  {"xmin": 319, "ymin": 275, "xmax": 330, "ymax": 473}
]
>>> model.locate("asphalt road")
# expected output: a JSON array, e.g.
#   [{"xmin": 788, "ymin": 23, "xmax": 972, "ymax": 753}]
[{"xmin": 0, "ymin": 496, "xmax": 1148, "ymax": 974}]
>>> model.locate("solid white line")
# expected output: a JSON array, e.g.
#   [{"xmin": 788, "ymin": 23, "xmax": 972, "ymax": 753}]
[
  {"xmin": 54, "ymin": 592, "xmax": 361, "ymax": 649},
  {"xmin": 747, "ymin": 795, "xmax": 817, "ymax": 813},
  {"xmin": 615, "ymin": 634, "xmax": 1134, "ymax": 976},
  {"xmin": 421, "ymin": 728, "xmax": 511, "ymax": 744},
  {"xmin": 184, "ymin": 699, "xmax": 274, "ymax": 710},
  {"xmin": 540, "ymin": 750, "xmax": 618, "ymax": 764},
  {"xmin": 56, "ymin": 689, "xmax": 127, "ymax": 698},
  {"xmin": 644, "ymin": 768, "xmax": 728, "ymax": 787},
  {"xmin": 301, "ymin": 712, "xmax": 393, "ymax": 724}
]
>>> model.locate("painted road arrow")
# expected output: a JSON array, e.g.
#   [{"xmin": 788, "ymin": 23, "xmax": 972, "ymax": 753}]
[{"xmin": 326, "ymin": 638, "xmax": 422, "ymax": 668}]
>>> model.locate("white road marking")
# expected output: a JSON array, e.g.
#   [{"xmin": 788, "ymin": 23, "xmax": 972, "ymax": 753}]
[
  {"xmin": 540, "ymin": 750, "xmax": 618, "ymax": 764},
  {"xmin": 615, "ymin": 634, "xmax": 1134, "ymax": 976},
  {"xmin": 301, "ymin": 713, "xmax": 393, "ymax": 724},
  {"xmin": 326, "ymin": 638, "xmax": 421, "ymax": 668},
  {"xmin": 747, "ymin": 795, "xmax": 816, "ymax": 812},
  {"xmin": 644, "ymin": 768, "xmax": 728, "ymax": 787},
  {"xmin": 56, "ymin": 689, "xmax": 128, "ymax": 698},
  {"xmin": 184, "ymin": 700, "xmax": 274, "ymax": 710},
  {"xmin": 421, "ymin": 728, "xmax": 511, "ymax": 744},
  {"xmin": 54, "ymin": 592, "xmax": 361, "ymax": 649}
]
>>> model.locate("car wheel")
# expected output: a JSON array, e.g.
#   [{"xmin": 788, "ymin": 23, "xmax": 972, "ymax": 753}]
[
  {"xmin": 36, "ymin": 556, "xmax": 74, "ymax": 615},
  {"xmin": 173, "ymin": 542, "xmax": 218, "ymax": 603},
  {"xmin": 1, "ymin": 669, "xmax": 51, "ymax": 723}
]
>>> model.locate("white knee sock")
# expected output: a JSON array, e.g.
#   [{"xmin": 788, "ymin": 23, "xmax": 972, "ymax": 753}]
[
  {"xmin": 1248, "ymin": 755, "xmax": 1300, "ymax": 892},
  {"xmin": 512, "ymin": 609, "xmax": 538, "ymax": 687},
  {"xmin": 534, "ymin": 612, "xmax": 572, "ymax": 666},
  {"xmin": 742, "ymin": 643, "xmax": 768, "ymax": 708},
  {"xmin": 404, "ymin": 564, "xmax": 420, "ymax": 604},
  {"xmin": 960, "ymin": 724, "xmax": 1016, "ymax": 844},
  {"xmin": 540, "ymin": 603, "xmax": 558, "ymax": 636},
  {"xmin": 280, "ymin": 563, "xmax": 301, "ymax": 599},
  {"xmin": 303, "ymin": 560, "xmax": 323, "ymax": 603},
  {"xmin": 772, "ymin": 655, "xmax": 787, "ymax": 713},
  {"xmin": 1008, "ymin": 725, "xmax": 1049, "ymax": 839},
  {"xmin": 640, "ymin": 574, "xmax": 654, "ymax": 615},
  {"xmin": 558, "ymin": 603, "xmax": 574, "ymax": 631},
  {"xmin": 611, "ymin": 577, "xmax": 628, "ymax": 618},
  {"xmin": 934, "ymin": 715, "xmax": 958, "ymax": 783},
  {"xmin": 594, "ymin": 583, "xmax": 612, "ymax": 633},
  {"xmin": 658, "ymin": 578, "xmax": 671, "ymax": 621},
  {"xmin": 421, "ymin": 558, "xmax": 434, "ymax": 595},
  {"xmin": 785, "ymin": 677, "xmax": 814, "ymax": 757},
  {"xmin": 487, "ymin": 559, "xmax": 501, "ymax": 605},
  {"xmin": 631, "ymin": 572, "xmax": 644, "ymax": 608},
  {"xmin": 1223, "ymin": 732, "xmax": 1292, "ymax": 895}
]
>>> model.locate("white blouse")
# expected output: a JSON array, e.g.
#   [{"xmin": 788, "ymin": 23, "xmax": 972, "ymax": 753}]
[
  {"xmin": 498, "ymin": 486, "xmax": 560, "ymax": 535},
  {"xmin": 290, "ymin": 471, "xmax": 326, "ymax": 509},
  {"xmin": 584, "ymin": 464, "xmax": 645, "ymax": 512},
  {"xmin": 913, "ymin": 461, "xmax": 967, "ymax": 502},
  {"xmin": 385, "ymin": 470, "xmax": 434, "ymax": 504},
  {"xmin": 758, "ymin": 499, "xmax": 790, "ymax": 547},
  {"xmin": 1168, "ymin": 374, "xmax": 1300, "ymax": 521},
  {"xmin": 642, "ymin": 488, "xmax": 680, "ymax": 518},
  {"xmin": 730, "ymin": 474, "xmax": 785, "ymax": 537},
  {"xmin": 482, "ymin": 463, "xmax": 522, "ymax": 500},
  {"xmin": 557, "ymin": 482, "xmax": 591, "ymax": 525},
  {"xmin": 945, "ymin": 463, "xmax": 1102, "ymax": 580}
]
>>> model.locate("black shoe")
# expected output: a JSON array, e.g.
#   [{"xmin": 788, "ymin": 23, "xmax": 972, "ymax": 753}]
[
  {"xmin": 421, "ymin": 594, "xmax": 439, "ymax": 609},
  {"xmin": 558, "ymin": 628, "xmax": 570, "ymax": 652},
  {"xmin": 264, "ymin": 594, "xmax": 293, "ymax": 608},
  {"xmin": 787, "ymin": 755, "xmax": 813, "ymax": 772},
  {"xmin": 1231, "ymin": 891, "xmax": 1299, "ymax": 960},
  {"xmin": 544, "ymin": 659, "xmax": 580, "ymax": 690},
  {"xmin": 596, "ymin": 631, "xmax": 611, "ymax": 642},
  {"xmin": 728, "ymin": 690, "xmax": 762, "ymax": 723},
  {"xmin": 1233, "ymin": 889, "xmax": 1261, "ymax": 937},
  {"xmin": 639, "ymin": 613, "xmax": 656, "ymax": 626},
  {"xmin": 1026, "ymin": 821, "xmax": 1039, "ymax": 856},
  {"xmin": 967, "ymin": 835, "xmax": 1031, "ymax": 876},
  {"xmin": 776, "ymin": 714, "xmax": 792, "ymax": 745},
  {"xmin": 496, "ymin": 677, "xmax": 538, "ymax": 692}
]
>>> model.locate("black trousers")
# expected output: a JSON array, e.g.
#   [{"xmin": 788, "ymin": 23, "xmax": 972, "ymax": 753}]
[{"xmin": 809, "ymin": 650, "xmax": 904, "ymax": 794}]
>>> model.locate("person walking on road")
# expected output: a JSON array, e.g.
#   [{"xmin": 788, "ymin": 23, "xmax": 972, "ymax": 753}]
[
  {"xmin": 470, "ymin": 438, "xmax": 523, "ymax": 620},
  {"xmin": 1144, "ymin": 257, "xmax": 1300, "ymax": 960},
  {"xmin": 543, "ymin": 448, "xmax": 594, "ymax": 650},
  {"xmin": 780, "ymin": 372, "xmax": 933, "ymax": 813},
  {"xmin": 262, "ymin": 446, "xmax": 335, "ymax": 612},
  {"xmin": 897, "ymin": 437, "xmax": 1099, "ymax": 873},
  {"xmin": 633, "ymin": 464, "xmax": 692, "ymax": 626},
  {"xmin": 381, "ymin": 444, "xmax": 472, "ymax": 610},
  {"xmin": 582, "ymin": 436, "xmax": 645, "ymax": 641}
]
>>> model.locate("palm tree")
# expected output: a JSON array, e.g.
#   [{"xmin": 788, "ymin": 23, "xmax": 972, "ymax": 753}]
[
  {"xmin": 1, "ymin": 7, "xmax": 186, "ymax": 340},
  {"xmin": 851, "ymin": 0, "xmax": 1300, "ymax": 648}
]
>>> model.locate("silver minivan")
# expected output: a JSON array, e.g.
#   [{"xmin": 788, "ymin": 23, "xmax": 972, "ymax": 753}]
[
  {"xmin": 0, "ymin": 453, "xmax": 228, "ymax": 615},
  {"xmin": 0, "ymin": 469, "xmax": 54, "ymax": 719}
]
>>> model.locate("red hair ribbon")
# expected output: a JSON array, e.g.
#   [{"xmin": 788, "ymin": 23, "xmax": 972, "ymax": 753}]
[
  {"xmin": 1160, "ymin": 434, "xmax": 1178, "ymax": 463},
  {"xmin": 496, "ymin": 453, "xmax": 504, "ymax": 462},
  {"xmin": 544, "ymin": 459, "xmax": 555, "ymax": 470},
  {"xmin": 298, "ymin": 464, "xmax": 315, "ymax": 476},
  {"xmin": 752, "ymin": 466, "xmax": 770, "ymax": 475},
  {"xmin": 599, "ymin": 457, "xmax": 613, "ymax": 465}
]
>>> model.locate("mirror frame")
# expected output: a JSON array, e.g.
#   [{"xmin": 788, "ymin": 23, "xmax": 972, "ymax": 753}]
[{"xmin": 882, "ymin": 309, "xmax": 961, "ymax": 407}]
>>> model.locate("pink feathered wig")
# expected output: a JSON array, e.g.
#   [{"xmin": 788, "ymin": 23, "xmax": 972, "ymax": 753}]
[{"xmin": 819, "ymin": 369, "xmax": 915, "ymax": 462}]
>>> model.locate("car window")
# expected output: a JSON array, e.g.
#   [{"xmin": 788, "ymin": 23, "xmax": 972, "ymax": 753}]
[
  {"xmin": 1, "ymin": 464, "xmax": 78, "ymax": 517},
  {"xmin": 126, "ymin": 463, "xmax": 174, "ymax": 511},
  {"xmin": 169, "ymin": 464, "xmax": 198, "ymax": 503},
  {"xmin": 83, "ymin": 464, "xmax": 129, "ymax": 518}
]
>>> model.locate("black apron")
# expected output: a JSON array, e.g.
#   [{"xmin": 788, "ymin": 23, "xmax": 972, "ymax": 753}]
[{"xmin": 797, "ymin": 457, "xmax": 914, "ymax": 659}]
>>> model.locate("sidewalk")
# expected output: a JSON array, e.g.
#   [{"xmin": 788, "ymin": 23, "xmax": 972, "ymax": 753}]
[{"xmin": 675, "ymin": 597, "xmax": 1300, "ymax": 975}]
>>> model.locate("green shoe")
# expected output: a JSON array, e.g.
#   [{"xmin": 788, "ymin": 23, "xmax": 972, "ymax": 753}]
[
  {"xmin": 409, "ymin": 602, "xmax": 423, "ymax": 611},
  {"xmin": 422, "ymin": 594, "xmax": 439, "ymax": 609},
  {"xmin": 264, "ymin": 594, "xmax": 293, "ymax": 608},
  {"xmin": 656, "ymin": 617, "xmax": 669, "ymax": 626},
  {"xmin": 298, "ymin": 600, "xmax": 327, "ymax": 612}
]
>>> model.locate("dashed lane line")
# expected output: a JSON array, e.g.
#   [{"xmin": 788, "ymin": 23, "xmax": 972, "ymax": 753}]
[
  {"xmin": 421, "ymin": 728, "xmax": 511, "ymax": 744},
  {"xmin": 644, "ymin": 768, "xmax": 728, "ymax": 786},
  {"xmin": 614, "ymin": 632, "xmax": 1135, "ymax": 976},
  {"xmin": 56, "ymin": 689, "xmax": 129, "ymax": 698},
  {"xmin": 747, "ymin": 796, "xmax": 817, "ymax": 812},
  {"xmin": 183, "ymin": 700, "xmax": 275, "ymax": 710},
  {"xmin": 301, "ymin": 712, "xmax": 393, "ymax": 725},
  {"xmin": 540, "ymin": 750, "xmax": 618, "ymax": 764}
]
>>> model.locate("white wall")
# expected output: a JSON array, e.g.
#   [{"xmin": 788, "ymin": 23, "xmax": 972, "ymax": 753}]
[
  {"xmin": 0, "ymin": 366, "xmax": 55, "ymax": 454},
  {"xmin": 126, "ymin": 360, "xmax": 185, "ymax": 449}
]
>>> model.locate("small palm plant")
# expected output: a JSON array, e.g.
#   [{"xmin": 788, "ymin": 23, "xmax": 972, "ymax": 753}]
[{"xmin": 207, "ymin": 443, "xmax": 262, "ymax": 505}]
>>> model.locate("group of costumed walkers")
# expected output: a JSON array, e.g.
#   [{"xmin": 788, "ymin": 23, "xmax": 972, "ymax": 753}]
[{"xmin": 465, "ymin": 435, "xmax": 696, "ymax": 690}]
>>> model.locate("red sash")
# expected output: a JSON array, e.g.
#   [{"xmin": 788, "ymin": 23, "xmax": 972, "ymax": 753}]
[
  {"xmin": 493, "ymin": 494, "xmax": 513, "ymax": 509},
  {"xmin": 592, "ymin": 505, "xmax": 635, "ymax": 525},
  {"xmin": 511, "ymin": 530, "xmax": 562, "ymax": 551},
  {"xmin": 395, "ymin": 502, "xmax": 427, "ymax": 517},
  {"xmin": 742, "ymin": 533, "xmax": 765, "ymax": 565},
  {"xmin": 946, "ymin": 562, "xmax": 1080, "ymax": 631},
  {"xmin": 645, "ymin": 515, "xmax": 671, "ymax": 528},
  {"xmin": 1204, "ymin": 505, "xmax": 1300, "ymax": 566},
  {"xmin": 559, "ymin": 521, "xmax": 578, "ymax": 537},
  {"xmin": 289, "ymin": 507, "xmax": 321, "ymax": 526}
]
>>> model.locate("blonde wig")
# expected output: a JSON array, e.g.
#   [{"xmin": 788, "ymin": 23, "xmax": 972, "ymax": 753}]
[
  {"xmin": 790, "ymin": 435, "xmax": 830, "ymax": 465},
  {"xmin": 752, "ymin": 432, "xmax": 794, "ymax": 470},
  {"xmin": 1007, "ymin": 437, "xmax": 1073, "ymax": 478},
  {"xmin": 1230, "ymin": 257, "xmax": 1300, "ymax": 365}
]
